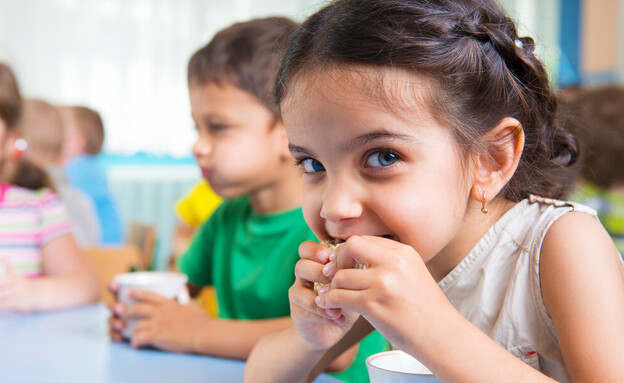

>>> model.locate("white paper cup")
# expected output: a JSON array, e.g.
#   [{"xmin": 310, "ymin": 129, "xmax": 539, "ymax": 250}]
[
  {"xmin": 113, "ymin": 271, "xmax": 190, "ymax": 339},
  {"xmin": 366, "ymin": 350, "xmax": 441, "ymax": 383}
]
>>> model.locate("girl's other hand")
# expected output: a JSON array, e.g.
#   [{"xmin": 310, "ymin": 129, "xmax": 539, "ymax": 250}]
[
  {"xmin": 315, "ymin": 235, "xmax": 450, "ymax": 352},
  {"xmin": 0, "ymin": 260, "xmax": 35, "ymax": 312},
  {"xmin": 289, "ymin": 240, "xmax": 360, "ymax": 352}
]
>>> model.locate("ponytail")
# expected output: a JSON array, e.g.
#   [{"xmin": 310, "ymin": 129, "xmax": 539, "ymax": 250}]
[{"xmin": 10, "ymin": 158, "xmax": 53, "ymax": 191}]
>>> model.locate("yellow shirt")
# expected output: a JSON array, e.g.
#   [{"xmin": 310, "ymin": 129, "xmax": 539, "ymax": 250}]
[{"xmin": 175, "ymin": 181, "xmax": 222, "ymax": 227}]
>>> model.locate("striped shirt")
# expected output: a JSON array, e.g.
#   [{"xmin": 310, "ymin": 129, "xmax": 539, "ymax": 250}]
[{"xmin": 0, "ymin": 184, "xmax": 72, "ymax": 277}]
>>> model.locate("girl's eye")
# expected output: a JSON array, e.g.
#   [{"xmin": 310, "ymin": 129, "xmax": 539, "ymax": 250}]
[
  {"xmin": 366, "ymin": 149, "xmax": 400, "ymax": 167},
  {"xmin": 299, "ymin": 158, "xmax": 325, "ymax": 173}
]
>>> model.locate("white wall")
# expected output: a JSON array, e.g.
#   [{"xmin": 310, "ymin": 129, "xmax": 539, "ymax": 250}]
[{"xmin": 0, "ymin": 0, "xmax": 328, "ymax": 156}]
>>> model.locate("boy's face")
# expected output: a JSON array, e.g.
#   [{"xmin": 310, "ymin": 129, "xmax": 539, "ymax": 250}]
[
  {"xmin": 189, "ymin": 81, "xmax": 286, "ymax": 199},
  {"xmin": 282, "ymin": 68, "xmax": 474, "ymax": 265},
  {"xmin": 58, "ymin": 109, "xmax": 86, "ymax": 164}
]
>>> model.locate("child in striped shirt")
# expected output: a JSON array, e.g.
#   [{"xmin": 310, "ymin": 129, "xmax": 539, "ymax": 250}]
[{"xmin": 0, "ymin": 62, "xmax": 99, "ymax": 312}]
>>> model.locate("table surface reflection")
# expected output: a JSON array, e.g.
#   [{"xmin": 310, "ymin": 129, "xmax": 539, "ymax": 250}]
[{"xmin": 0, "ymin": 304, "xmax": 342, "ymax": 383}]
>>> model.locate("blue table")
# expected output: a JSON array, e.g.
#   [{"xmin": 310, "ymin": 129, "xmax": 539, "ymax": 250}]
[{"xmin": 0, "ymin": 304, "xmax": 342, "ymax": 383}]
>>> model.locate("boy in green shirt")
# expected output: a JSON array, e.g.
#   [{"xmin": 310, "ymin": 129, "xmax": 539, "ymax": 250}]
[{"xmin": 108, "ymin": 17, "xmax": 387, "ymax": 380}]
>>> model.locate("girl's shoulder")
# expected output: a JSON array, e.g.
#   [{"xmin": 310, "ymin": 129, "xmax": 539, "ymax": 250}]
[{"xmin": 0, "ymin": 185, "xmax": 60, "ymax": 208}]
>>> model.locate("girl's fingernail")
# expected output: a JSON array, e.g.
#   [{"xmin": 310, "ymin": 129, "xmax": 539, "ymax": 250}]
[
  {"xmin": 317, "ymin": 284, "xmax": 329, "ymax": 295},
  {"xmin": 326, "ymin": 308, "xmax": 339, "ymax": 319},
  {"xmin": 315, "ymin": 295, "xmax": 323, "ymax": 307},
  {"xmin": 322, "ymin": 262, "xmax": 334, "ymax": 276},
  {"xmin": 317, "ymin": 249, "xmax": 330, "ymax": 263},
  {"xmin": 329, "ymin": 251, "xmax": 336, "ymax": 261}
]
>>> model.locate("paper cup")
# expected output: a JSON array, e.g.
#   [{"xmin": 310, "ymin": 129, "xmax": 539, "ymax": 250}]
[
  {"xmin": 113, "ymin": 271, "xmax": 190, "ymax": 339},
  {"xmin": 366, "ymin": 350, "xmax": 441, "ymax": 383}
]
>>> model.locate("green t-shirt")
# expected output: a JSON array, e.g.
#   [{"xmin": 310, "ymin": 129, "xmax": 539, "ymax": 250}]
[
  {"xmin": 176, "ymin": 195, "xmax": 388, "ymax": 381},
  {"xmin": 572, "ymin": 182, "xmax": 624, "ymax": 255},
  {"xmin": 177, "ymin": 195, "xmax": 316, "ymax": 319}
]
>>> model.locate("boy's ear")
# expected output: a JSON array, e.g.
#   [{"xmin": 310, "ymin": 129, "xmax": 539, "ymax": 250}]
[{"xmin": 471, "ymin": 117, "xmax": 524, "ymax": 202}]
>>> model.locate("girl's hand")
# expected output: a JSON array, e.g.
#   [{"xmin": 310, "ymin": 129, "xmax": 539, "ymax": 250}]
[
  {"xmin": 316, "ymin": 235, "xmax": 450, "ymax": 352},
  {"xmin": 121, "ymin": 289, "xmax": 209, "ymax": 353},
  {"xmin": 289, "ymin": 240, "xmax": 360, "ymax": 352},
  {"xmin": 0, "ymin": 260, "xmax": 35, "ymax": 312}
]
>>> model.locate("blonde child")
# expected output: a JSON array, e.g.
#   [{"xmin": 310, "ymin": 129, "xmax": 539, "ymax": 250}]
[
  {"xmin": 21, "ymin": 98, "xmax": 100, "ymax": 248},
  {"xmin": 0, "ymin": 63, "xmax": 99, "ymax": 312},
  {"xmin": 107, "ymin": 17, "xmax": 388, "ymax": 380},
  {"xmin": 245, "ymin": 1, "xmax": 624, "ymax": 382}
]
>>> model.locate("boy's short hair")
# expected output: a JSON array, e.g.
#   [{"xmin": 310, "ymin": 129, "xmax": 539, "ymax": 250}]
[
  {"xmin": 187, "ymin": 17, "xmax": 298, "ymax": 119},
  {"xmin": 567, "ymin": 86, "xmax": 624, "ymax": 189},
  {"xmin": 60, "ymin": 106, "xmax": 105, "ymax": 155},
  {"xmin": 21, "ymin": 99, "xmax": 64, "ymax": 162}
]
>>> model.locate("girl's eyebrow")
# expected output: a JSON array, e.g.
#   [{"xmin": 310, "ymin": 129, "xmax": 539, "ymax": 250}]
[
  {"xmin": 288, "ymin": 130, "xmax": 415, "ymax": 156},
  {"xmin": 288, "ymin": 144, "xmax": 311, "ymax": 155},
  {"xmin": 348, "ymin": 130, "xmax": 416, "ymax": 150}
]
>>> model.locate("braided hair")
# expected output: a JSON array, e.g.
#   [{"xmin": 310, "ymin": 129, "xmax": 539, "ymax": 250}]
[{"xmin": 275, "ymin": 0, "xmax": 578, "ymax": 201}]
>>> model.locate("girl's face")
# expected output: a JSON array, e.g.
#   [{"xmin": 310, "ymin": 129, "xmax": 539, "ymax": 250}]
[{"xmin": 283, "ymin": 69, "xmax": 474, "ymax": 265}]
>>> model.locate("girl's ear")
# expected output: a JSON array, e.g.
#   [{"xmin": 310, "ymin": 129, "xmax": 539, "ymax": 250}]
[
  {"xmin": 4, "ymin": 130, "xmax": 24, "ymax": 161},
  {"xmin": 471, "ymin": 117, "xmax": 524, "ymax": 202}
]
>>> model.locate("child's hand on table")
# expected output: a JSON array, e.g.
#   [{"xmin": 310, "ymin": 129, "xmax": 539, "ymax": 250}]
[
  {"xmin": 0, "ymin": 259, "xmax": 35, "ymax": 312},
  {"xmin": 109, "ymin": 286, "xmax": 209, "ymax": 353}
]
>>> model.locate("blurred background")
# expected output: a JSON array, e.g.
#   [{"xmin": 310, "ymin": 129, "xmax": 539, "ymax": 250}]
[{"xmin": 0, "ymin": 0, "xmax": 622, "ymax": 270}]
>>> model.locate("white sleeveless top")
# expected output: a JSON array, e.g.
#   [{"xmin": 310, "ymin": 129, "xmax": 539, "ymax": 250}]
[{"xmin": 438, "ymin": 196, "xmax": 596, "ymax": 383}]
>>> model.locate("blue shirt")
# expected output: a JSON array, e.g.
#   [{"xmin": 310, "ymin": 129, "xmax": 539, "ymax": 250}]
[{"xmin": 64, "ymin": 154, "xmax": 123, "ymax": 244}]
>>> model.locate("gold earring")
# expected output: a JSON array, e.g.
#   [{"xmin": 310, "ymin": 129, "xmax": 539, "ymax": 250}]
[{"xmin": 481, "ymin": 192, "xmax": 488, "ymax": 214}]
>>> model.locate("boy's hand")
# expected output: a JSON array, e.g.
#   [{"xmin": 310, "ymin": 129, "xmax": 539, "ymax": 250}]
[
  {"xmin": 107, "ymin": 281, "xmax": 126, "ymax": 341},
  {"xmin": 123, "ymin": 289, "xmax": 209, "ymax": 353},
  {"xmin": 289, "ymin": 240, "xmax": 360, "ymax": 352}
]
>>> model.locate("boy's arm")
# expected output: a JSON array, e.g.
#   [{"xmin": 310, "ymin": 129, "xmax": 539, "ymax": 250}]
[{"xmin": 124, "ymin": 290, "xmax": 292, "ymax": 358}]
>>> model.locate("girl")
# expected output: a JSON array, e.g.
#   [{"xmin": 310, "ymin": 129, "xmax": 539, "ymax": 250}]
[
  {"xmin": 244, "ymin": 0, "xmax": 624, "ymax": 382},
  {"xmin": 0, "ymin": 62, "xmax": 98, "ymax": 312}
]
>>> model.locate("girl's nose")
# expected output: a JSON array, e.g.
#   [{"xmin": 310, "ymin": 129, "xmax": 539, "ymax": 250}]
[{"xmin": 319, "ymin": 177, "xmax": 363, "ymax": 223}]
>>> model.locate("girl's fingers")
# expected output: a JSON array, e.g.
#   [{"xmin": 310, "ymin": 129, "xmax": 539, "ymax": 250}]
[
  {"xmin": 316, "ymin": 286, "xmax": 368, "ymax": 314},
  {"xmin": 290, "ymin": 280, "xmax": 343, "ymax": 321},
  {"xmin": 299, "ymin": 240, "xmax": 332, "ymax": 263},
  {"xmin": 294, "ymin": 258, "xmax": 332, "ymax": 286}
]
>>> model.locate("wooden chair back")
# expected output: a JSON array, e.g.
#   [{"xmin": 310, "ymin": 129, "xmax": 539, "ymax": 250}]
[
  {"xmin": 126, "ymin": 222, "xmax": 157, "ymax": 270},
  {"xmin": 84, "ymin": 245, "xmax": 142, "ymax": 303}
]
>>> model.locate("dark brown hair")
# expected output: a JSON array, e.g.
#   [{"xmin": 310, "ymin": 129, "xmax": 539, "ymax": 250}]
[
  {"xmin": 188, "ymin": 17, "xmax": 298, "ymax": 119},
  {"xmin": 275, "ymin": 0, "xmax": 579, "ymax": 201},
  {"xmin": 566, "ymin": 86, "xmax": 624, "ymax": 189},
  {"xmin": 0, "ymin": 63, "xmax": 51, "ymax": 190},
  {"xmin": 59, "ymin": 105, "xmax": 105, "ymax": 155}
]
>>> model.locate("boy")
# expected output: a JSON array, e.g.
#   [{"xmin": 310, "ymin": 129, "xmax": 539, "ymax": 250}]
[
  {"xmin": 57, "ymin": 105, "xmax": 123, "ymax": 244},
  {"xmin": 107, "ymin": 17, "xmax": 387, "ymax": 381}
]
